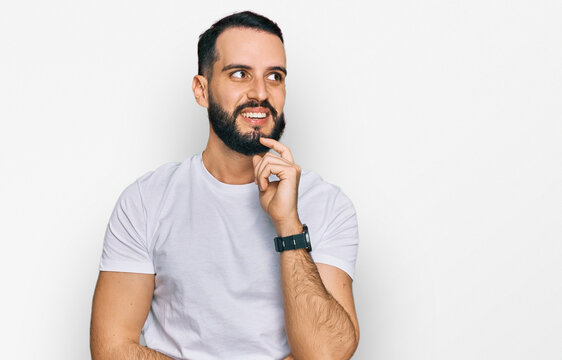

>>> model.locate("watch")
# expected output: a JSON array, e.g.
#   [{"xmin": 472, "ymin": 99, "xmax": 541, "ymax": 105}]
[{"xmin": 274, "ymin": 224, "xmax": 311, "ymax": 252}]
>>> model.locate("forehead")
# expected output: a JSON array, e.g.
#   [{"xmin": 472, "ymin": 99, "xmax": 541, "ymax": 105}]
[{"xmin": 214, "ymin": 27, "xmax": 286, "ymax": 69}]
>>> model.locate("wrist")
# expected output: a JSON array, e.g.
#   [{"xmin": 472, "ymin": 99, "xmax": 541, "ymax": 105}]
[
  {"xmin": 274, "ymin": 219, "xmax": 303, "ymax": 237},
  {"xmin": 274, "ymin": 223, "xmax": 311, "ymax": 253}
]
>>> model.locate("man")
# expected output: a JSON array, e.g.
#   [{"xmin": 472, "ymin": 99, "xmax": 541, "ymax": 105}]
[{"xmin": 91, "ymin": 11, "xmax": 359, "ymax": 360}]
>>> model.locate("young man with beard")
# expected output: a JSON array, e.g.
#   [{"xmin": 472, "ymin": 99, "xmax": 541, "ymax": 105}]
[{"xmin": 91, "ymin": 11, "xmax": 359, "ymax": 360}]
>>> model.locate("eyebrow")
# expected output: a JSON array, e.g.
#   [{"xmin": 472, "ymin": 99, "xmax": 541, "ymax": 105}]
[{"xmin": 221, "ymin": 64, "xmax": 287, "ymax": 76}]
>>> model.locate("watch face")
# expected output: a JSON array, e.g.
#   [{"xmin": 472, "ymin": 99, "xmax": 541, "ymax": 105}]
[{"xmin": 304, "ymin": 225, "xmax": 311, "ymax": 251}]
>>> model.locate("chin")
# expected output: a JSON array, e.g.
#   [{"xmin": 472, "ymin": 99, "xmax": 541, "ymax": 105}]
[{"xmin": 239, "ymin": 123, "xmax": 273, "ymax": 139}]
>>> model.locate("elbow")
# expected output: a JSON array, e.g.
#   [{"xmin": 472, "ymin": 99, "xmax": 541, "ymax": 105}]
[
  {"xmin": 90, "ymin": 335, "xmax": 136, "ymax": 360},
  {"xmin": 333, "ymin": 326, "xmax": 360, "ymax": 360},
  {"xmin": 351, "ymin": 324, "xmax": 360, "ymax": 355},
  {"xmin": 295, "ymin": 332, "xmax": 359, "ymax": 360},
  {"xmin": 342, "ymin": 320, "xmax": 360, "ymax": 359},
  {"xmin": 339, "ymin": 330, "xmax": 359, "ymax": 360}
]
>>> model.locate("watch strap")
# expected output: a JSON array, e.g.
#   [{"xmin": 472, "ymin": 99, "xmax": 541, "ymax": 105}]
[{"xmin": 274, "ymin": 224, "xmax": 311, "ymax": 252}]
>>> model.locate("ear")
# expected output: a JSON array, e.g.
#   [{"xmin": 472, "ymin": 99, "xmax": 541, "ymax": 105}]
[{"xmin": 192, "ymin": 75, "xmax": 209, "ymax": 108}]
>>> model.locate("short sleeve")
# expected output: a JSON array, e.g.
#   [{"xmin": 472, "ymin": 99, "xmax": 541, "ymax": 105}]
[
  {"xmin": 99, "ymin": 181, "xmax": 155, "ymax": 274},
  {"xmin": 310, "ymin": 189, "xmax": 359, "ymax": 280}
]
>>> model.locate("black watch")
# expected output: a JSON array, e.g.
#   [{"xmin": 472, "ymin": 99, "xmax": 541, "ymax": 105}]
[{"xmin": 274, "ymin": 224, "xmax": 311, "ymax": 252}]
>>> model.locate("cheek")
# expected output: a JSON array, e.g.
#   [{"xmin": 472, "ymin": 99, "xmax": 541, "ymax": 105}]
[
  {"xmin": 271, "ymin": 87, "xmax": 286, "ymax": 110},
  {"xmin": 227, "ymin": 89, "xmax": 250, "ymax": 109},
  {"xmin": 211, "ymin": 82, "xmax": 242, "ymax": 105}
]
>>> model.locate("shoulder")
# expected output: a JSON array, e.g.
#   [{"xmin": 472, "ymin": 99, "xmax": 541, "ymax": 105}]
[
  {"xmin": 135, "ymin": 162, "xmax": 181, "ymax": 192},
  {"xmin": 134, "ymin": 155, "xmax": 199, "ymax": 194},
  {"xmin": 299, "ymin": 170, "xmax": 350, "ymax": 202},
  {"xmin": 298, "ymin": 169, "xmax": 356, "ymax": 216},
  {"xmin": 119, "ymin": 155, "xmax": 199, "ymax": 208},
  {"xmin": 298, "ymin": 169, "xmax": 359, "ymax": 278}
]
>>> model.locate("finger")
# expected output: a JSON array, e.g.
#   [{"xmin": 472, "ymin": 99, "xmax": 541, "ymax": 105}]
[
  {"xmin": 259, "ymin": 138, "xmax": 294, "ymax": 163},
  {"xmin": 253, "ymin": 152, "xmax": 288, "ymax": 180},
  {"xmin": 253, "ymin": 154, "xmax": 272, "ymax": 187},
  {"xmin": 256, "ymin": 161, "xmax": 299, "ymax": 192},
  {"xmin": 255, "ymin": 153, "xmax": 293, "ymax": 189},
  {"xmin": 256, "ymin": 153, "xmax": 291, "ymax": 178},
  {"xmin": 252, "ymin": 155, "xmax": 262, "ymax": 185}
]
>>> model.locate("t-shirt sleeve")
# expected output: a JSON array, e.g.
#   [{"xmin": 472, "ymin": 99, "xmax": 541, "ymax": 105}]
[
  {"xmin": 99, "ymin": 181, "xmax": 155, "ymax": 274},
  {"xmin": 310, "ymin": 189, "xmax": 359, "ymax": 280}
]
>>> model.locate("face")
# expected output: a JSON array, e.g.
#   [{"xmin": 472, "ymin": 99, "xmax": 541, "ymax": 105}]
[
  {"xmin": 203, "ymin": 27, "xmax": 287, "ymax": 155},
  {"xmin": 207, "ymin": 92, "xmax": 286, "ymax": 155}
]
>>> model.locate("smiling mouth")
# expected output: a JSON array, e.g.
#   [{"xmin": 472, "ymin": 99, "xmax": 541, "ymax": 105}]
[
  {"xmin": 239, "ymin": 107, "xmax": 271, "ymax": 125},
  {"xmin": 241, "ymin": 112, "xmax": 268, "ymax": 119}
]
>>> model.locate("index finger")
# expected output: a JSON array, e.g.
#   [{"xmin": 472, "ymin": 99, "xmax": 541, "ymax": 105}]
[{"xmin": 259, "ymin": 137, "xmax": 294, "ymax": 163}]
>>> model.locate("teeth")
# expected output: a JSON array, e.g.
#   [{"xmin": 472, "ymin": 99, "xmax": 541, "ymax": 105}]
[{"xmin": 242, "ymin": 112, "xmax": 267, "ymax": 119}]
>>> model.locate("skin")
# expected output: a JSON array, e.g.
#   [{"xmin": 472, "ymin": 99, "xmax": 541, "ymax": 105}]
[{"xmin": 91, "ymin": 27, "xmax": 359, "ymax": 360}]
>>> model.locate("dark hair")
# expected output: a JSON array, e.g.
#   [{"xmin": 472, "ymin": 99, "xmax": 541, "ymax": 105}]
[{"xmin": 197, "ymin": 11, "xmax": 284, "ymax": 78}]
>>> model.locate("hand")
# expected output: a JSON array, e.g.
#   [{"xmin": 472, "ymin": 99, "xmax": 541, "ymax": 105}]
[{"xmin": 252, "ymin": 138, "xmax": 302, "ymax": 236}]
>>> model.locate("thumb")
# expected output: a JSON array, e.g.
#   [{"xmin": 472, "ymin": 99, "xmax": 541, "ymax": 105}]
[
  {"xmin": 252, "ymin": 155, "xmax": 262, "ymax": 187},
  {"xmin": 252, "ymin": 155, "xmax": 262, "ymax": 168}
]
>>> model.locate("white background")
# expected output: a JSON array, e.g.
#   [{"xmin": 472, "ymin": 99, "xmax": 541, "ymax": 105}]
[{"xmin": 1, "ymin": 0, "xmax": 561, "ymax": 359}]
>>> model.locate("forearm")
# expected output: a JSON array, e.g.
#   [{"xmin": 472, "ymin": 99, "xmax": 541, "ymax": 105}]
[
  {"xmin": 121, "ymin": 342, "xmax": 173, "ymax": 360},
  {"xmin": 91, "ymin": 340, "xmax": 173, "ymax": 360},
  {"xmin": 254, "ymin": 139, "xmax": 358, "ymax": 358},
  {"xmin": 280, "ymin": 249, "xmax": 357, "ymax": 359}
]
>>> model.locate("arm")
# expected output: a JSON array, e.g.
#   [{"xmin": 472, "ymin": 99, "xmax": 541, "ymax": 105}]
[
  {"xmin": 279, "ymin": 225, "xmax": 359, "ymax": 360},
  {"xmin": 90, "ymin": 271, "xmax": 173, "ymax": 360},
  {"xmin": 253, "ymin": 138, "xmax": 359, "ymax": 359}
]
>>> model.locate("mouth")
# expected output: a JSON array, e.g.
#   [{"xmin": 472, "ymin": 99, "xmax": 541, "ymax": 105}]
[{"xmin": 238, "ymin": 107, "xmax": 271, "ymax": 126}]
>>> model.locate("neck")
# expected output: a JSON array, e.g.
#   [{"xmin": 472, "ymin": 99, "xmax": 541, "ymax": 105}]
[{"xmin": 202, "ymin": 126, "xmax": 260, "ymax": 185}]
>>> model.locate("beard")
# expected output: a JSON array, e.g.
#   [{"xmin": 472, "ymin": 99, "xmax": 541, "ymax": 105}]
[{"xmin": 207, "ymin": 93, "xmax": 286, "ymax": 156}]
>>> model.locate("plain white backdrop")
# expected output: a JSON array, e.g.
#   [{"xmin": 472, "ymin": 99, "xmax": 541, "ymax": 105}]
[{"xmin": 1, "ymin": 0, "xmax": 561, "ymax": 359}]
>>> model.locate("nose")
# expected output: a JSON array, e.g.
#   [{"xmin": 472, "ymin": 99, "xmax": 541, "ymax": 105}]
[{"xmin": 247, "ymin": 77, "xmax": 268, "ymax": 102}]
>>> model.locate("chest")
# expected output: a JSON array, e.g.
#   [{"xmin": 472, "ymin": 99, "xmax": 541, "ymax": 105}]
[{"xmin": 149, "ymin": 191, "xmax": 281, "ymax": 304}]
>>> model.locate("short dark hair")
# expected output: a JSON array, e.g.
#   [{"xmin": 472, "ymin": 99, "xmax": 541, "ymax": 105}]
[{"xmin": 197, "ymin": 11, "xmax": 284, "ymax": 78}]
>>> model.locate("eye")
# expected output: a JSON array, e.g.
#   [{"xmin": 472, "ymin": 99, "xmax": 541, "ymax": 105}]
[
  {"xmin": 231, "ymin": 70, "xmax": 248, "ymax": 79},
  {"xmin": 267, "ymin": 72, "xmax": 283, "ymax": 81}
]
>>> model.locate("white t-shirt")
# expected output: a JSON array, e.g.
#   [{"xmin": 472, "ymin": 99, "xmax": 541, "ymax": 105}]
[{"xmin": 99, "ymin": 154, "xmax": 359, "ymax": 360}]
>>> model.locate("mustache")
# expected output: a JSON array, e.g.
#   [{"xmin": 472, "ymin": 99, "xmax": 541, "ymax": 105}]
[{"xmin": 233, "ymin": 100, "xmax": 278, "ymax": 119}]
